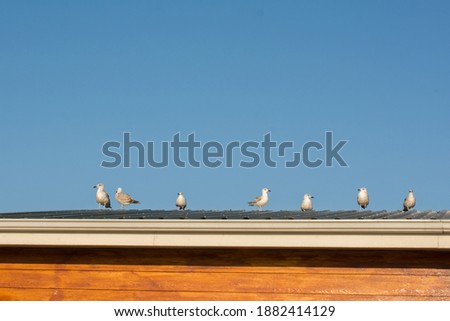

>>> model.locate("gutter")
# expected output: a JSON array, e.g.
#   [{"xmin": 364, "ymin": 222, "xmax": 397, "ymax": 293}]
[{"xmin": 0, "ymin": 219, "xmax": 449, "ymax": 249}]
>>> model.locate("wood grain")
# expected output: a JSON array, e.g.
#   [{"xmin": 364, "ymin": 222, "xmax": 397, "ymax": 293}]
[
  {"xmin": 2, "ymin": 288, "xmax": 448, "ymax": 301},
  {"xmin": 0, "ymin": 247, "xmax": 449, "ymax": 301}
]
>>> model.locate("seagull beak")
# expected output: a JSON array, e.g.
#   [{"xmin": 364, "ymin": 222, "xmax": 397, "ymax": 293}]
[
  {"xmin": 268, "ymin": 189, "xmax": 271, "ymax": 192},
  {"xmin": 311, "ymin": 196, "xmax": 315, "ymax": 198},
  {"xmin": 93, "ymin": 186, "xmax": 97, "ymax": 188}
]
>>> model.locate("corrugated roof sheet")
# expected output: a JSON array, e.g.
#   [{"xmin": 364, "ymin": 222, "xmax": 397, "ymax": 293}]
[{"xmin": 0, "ymin": 209, "xmax": 449, "ymax": 220}]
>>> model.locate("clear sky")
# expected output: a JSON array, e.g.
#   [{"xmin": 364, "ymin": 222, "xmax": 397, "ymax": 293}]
[{"xmin": 1, "ymin": 0, "xmax": 449, "ymax": 212}]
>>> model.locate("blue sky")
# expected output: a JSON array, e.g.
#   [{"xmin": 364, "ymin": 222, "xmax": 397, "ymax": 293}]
[{"xmin": 1, "ymin": 0, "xmax": 449, "ymax": 212}]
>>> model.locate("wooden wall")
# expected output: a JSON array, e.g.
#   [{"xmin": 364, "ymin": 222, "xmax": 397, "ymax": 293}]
[{"xmin": 0, "ymin": 247, "xmax": 449, "ymax": 300}]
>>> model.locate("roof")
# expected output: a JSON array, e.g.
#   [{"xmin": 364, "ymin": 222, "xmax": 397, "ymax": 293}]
[
  {"xmin": 1, "ymin": 210, "xmax": 450, "ymax": 249},
  {"xmin": 1, "ymin": 209, "xmax": 450, "ymax": 220}
]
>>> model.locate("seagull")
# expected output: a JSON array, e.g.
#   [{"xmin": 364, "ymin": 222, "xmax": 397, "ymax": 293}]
[
  {"xmin": 176, "ymin": 192, "xmax": 187, "ymax": 210},
  {"xmin": 93, "ymin": 183, "xmax": 111, "ymax": 209},
  {"xmin": 357, "ymin": 187, "xmax": 369, "ymax": 210},
  {"xmin": 301, "ymin": 194, "xmax": 314, "ymax": 211},
  {"xmin": 248, "ymin": 188, "xmax": 271, "ymax": 211},
  {"xmin": 403, "ymin": 189, "xmax": 416, "ymax": 211},
  {"xmin": 115, "ymin": 187, "xmax": 140, "ymax": 209}
]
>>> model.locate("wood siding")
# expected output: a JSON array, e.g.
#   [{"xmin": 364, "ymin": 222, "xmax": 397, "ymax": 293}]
[{"xmin": 0, "ymin": 247, "xmax": 449, "ymax": 300}]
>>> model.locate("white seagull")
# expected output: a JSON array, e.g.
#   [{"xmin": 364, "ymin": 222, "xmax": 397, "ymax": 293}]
[
  {"xmin": 403, "ymin": 189, "xmax": 416, "ymax": 211},
  {"xmin": 357, "ymin": 187, "xmax": 369, "ymax": 210},
  {"xmin": 176, "ymin": 192, "xmax": 187, "ymax": 210},
  {"xmin": 248, "ymin": 188, "xmax": 271, "ymax": 210},
  {"xmin": 93, "ymin": 183, "xmax": 111, "ymax": 209},
  {"xmin": 301, "ymin": 194, "xmax": 314, "ymax": 211}
]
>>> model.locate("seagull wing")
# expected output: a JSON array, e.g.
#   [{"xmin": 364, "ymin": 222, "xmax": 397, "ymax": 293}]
[{"xmin": 248, "ymin": 195, "xmax": 262, "ymax": 205}]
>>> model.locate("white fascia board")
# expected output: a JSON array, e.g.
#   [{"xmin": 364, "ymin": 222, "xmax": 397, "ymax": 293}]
[{"xmin": 0, "ymin": 219, "xmax": 449, "ymax": 249}]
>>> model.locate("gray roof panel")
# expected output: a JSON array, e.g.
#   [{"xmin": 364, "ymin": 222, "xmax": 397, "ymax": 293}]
[{"xmin": 1, "ymin": 209, "xmax": 450, "ymax": 220}]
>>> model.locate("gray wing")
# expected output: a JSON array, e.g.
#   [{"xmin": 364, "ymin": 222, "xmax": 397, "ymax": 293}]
[{"xmin": 248, "ymin": 195, "xmax": 262, "ymax": 205}]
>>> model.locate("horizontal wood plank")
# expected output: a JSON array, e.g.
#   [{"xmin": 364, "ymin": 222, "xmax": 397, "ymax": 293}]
[
  {"xmin": 0, "ymin": 270, "xmax": 449, "ymax": 297},
  {"xmin": 2, "ymin": 248, "xmax": 450, "ymax": 269},
  {"xmin": 1, "ymin": 265, "xmax": 449, "ymax": 277},
  {"xmin": 1, "ymin": 247, "xmax": 450, "ymax": 300},
  {"xmin": 1, "ymin": 287, "xmax": 447, "ymax": 301}
]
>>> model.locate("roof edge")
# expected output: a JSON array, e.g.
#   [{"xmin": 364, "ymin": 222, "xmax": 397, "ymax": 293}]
[{"xmin": 0, "ymin": 219, "xmax": 449, "ymax": 249}]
